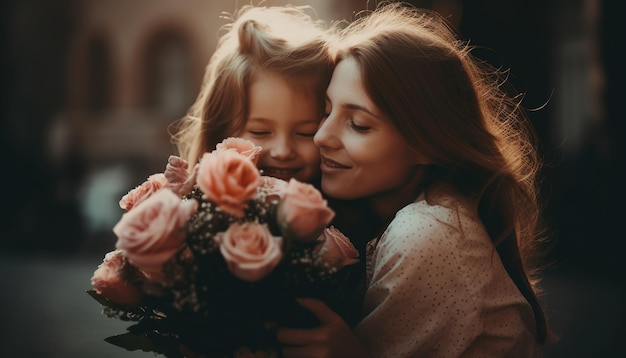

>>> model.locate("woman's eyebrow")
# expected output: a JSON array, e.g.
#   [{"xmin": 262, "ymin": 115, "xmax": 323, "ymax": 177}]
[
  {"xmin": 344, "ymin": 103, "xmax": 380, "ymax": 118},
  {"xmin": 326, "ymin": 94, "xmax": 381, "ymax": 119}
]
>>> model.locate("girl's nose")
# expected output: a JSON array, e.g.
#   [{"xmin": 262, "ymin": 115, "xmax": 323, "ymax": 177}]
[{"xmin": 269, "ymin": 136, "xmax": 296, "ymax": 160}]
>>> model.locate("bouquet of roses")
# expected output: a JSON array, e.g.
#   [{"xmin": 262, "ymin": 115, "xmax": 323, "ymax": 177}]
[{"xmin": 87, "ymin": 137, "xmax": 361, "ymax": 358}]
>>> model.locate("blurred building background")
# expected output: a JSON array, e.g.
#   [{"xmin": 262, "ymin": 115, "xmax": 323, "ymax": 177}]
[{"xmin": 0, "ymin": 0, "xmax": 624, "ymax": 357}]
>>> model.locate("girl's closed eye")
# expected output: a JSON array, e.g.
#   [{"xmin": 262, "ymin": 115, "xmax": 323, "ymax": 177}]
[
  {"xmin": 295, "ymin": 123, "xmax": 319, "ymax": 138},
  {"xmin": 296, "ymin": 131, "xmax": 316, "ymax": 138},
  {"xmin": 247, "ymin": 129, "xmax": 271, "ymax": 136}
]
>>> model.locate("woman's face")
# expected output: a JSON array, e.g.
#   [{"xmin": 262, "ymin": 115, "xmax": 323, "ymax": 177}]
[
  {"xmin": 314, "ymin": 57, "xmax": 424, "ymax": 205},
  {"xmin": 239, "ymin": 70, "xmax": 321, "ymax": 183}
]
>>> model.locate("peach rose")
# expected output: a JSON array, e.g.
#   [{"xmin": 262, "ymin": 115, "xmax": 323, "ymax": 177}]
[
  {"xmin": 119, "ymin": 173, "xmax": 169, "ymax": 211},
  {"xmin": 164, "ymin": 155, "xmax": 198, "ymax": 197},
  {"xmin": 114, "ymin": 189, "xmax": 198, "ymax": 281},
  {"xmin": 214, "ymin": 222, "xmax": 283, "ymax": 282},
  {"xmin": 215, "ymin": 137, "xmax": 262, "ymax": 165},
  {"xmin": 316, "ymin": 226, "xmax": 359, "ymax": 270},
  {"xmin": 91, "ymin": 249, "xmax": 143, "ymax": 306},
  {"xmin": 196, "ymin": 151, "xmax": 260, "ymax": 218},
  {"xmin": 277, "ymin": 179, "xmax": 335, "ymax": 242}
]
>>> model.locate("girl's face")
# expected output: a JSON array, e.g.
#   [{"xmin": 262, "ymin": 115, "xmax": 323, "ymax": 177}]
[
  {"xmin": 314, "ymin": 58, "xmax": 426, "ymax": 210},
  {"xmin": 239, "ymin": 70, "xmax": 321, "ymax": 183}
]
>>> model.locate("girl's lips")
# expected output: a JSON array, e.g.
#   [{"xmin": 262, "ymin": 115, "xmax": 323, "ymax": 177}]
[{"xmin": 259, "ymin": 166, "xmax": 299, "ymax": 177}]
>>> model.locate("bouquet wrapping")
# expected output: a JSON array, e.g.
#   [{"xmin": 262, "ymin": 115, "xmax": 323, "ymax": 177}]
[{"xmin": 87, "ymin": 138, "xmax": 361, "ymax": 357}]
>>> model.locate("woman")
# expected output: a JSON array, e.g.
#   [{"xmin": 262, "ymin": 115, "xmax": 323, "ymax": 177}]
[{"xmin": 277, "ymin": 3, "xmax": 552, "ymax": 357}]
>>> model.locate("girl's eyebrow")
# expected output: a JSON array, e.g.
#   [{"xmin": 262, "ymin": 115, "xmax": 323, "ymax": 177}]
[{"xmin": 248, "ymin": 117, "xmax": 319, "ymax": 125}]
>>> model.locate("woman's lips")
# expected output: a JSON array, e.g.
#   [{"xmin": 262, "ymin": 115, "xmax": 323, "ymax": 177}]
[{"xmin": 320, "ymin": 156, "xmax": 350, "ymax": 171}]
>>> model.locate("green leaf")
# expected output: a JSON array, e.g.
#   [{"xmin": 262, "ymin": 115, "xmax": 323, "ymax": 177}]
[
  {"xmin": 86, "ymin": 289, "xmax": 152, "ymax": 319},
  {"xmin": 105, "ymin": 331, "xmax": 183, "ymax": 357},
  {"xmin": 86, "ymin": 289, "xmax": 116, "ymax": 308}
]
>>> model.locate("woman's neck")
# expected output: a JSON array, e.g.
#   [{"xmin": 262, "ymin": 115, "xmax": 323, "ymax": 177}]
[{"xmin": 369, "ymin": 165, "xmax": 429, "ymax": 222}]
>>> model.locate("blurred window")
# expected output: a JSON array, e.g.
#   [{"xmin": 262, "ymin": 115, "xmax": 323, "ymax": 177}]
[
  {"xmin": 142, "ymin": 30, "xmax": 192, "ymax": 117},
  {"xmin": 87, "ymin": 36, "xmax": 111, "ymax": 113}
]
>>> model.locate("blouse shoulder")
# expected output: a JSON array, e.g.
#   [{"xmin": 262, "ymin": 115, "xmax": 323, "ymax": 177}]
[
  {"xmin": 358, "ymin": 188, "xmax": 539, "ymax": 357},
  {"xmin": 377, "ymin": 190, "xmax": 479, "ymax": 252},
  {"xmin": 365, "ymin": 189, "xmax": 479, "ymax": 291}
]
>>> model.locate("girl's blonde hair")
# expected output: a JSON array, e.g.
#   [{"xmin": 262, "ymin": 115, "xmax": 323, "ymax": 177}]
[
  {"xmin": 171, "ymin": 5, "xmax": 334, "ymax": 166},
  {"xmin": 337, "ymin": 2, "xmax": 551, "ymax": 343}
]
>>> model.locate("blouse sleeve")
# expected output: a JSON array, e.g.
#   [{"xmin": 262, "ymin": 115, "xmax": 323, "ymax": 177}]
[{"xmin": 354, "ymin": 202, "xmax": 538, "ymax": 357}]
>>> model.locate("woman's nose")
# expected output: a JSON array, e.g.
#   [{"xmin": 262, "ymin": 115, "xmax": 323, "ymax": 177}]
[{"xmin": 314, "ymin": 115, "xmax": 336, "ymax": 149}]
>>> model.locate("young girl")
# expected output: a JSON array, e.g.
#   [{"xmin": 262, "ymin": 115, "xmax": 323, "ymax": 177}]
[
  {"xmin": 277, "ymin": 3, "xmax": 552, "ymax": 357},
  {"xmin": 170, "ymin": 4, "xmax": 333, "ymax": 184}
]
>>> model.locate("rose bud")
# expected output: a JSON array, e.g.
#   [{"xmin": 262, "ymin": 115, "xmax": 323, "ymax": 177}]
[
  {"xmin": 277, "ymin": 178, "xmax": 335, "ymax": 242},
  {"xmin": 316, "ymin": 226, "xmax": 359, "ymax": 270},
  {"xmin": 119, "ymin": 173, "xmax": 169, "ymax": 211},
  {"xmin": 91, "ymin": 250, "xmax": 143, "ymax": 306}
]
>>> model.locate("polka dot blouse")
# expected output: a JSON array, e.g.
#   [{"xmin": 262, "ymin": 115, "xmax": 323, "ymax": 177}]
[{"xmin": 354, "ymin": 186, "xmax": 540, "ymax": 357}]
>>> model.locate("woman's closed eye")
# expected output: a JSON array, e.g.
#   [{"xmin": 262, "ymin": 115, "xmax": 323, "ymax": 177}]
[
  {"xmin": 349, "ymin": 120, "xmax": 370, "ymax": 132},
  {"xmin": 322, "ymin": 100, "xmax": 331, "ymax": 119}
]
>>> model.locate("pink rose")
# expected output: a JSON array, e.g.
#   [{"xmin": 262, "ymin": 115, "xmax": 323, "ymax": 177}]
[
  {"xmin": 164, "ymin": 155, "xmax": 198, "ymax": 197},
  {"xmin": 316, "ymin": 226, "xmax": 359, "ymax": 270},
  {"xmin": 214, "ymin": 222, "xmax": 283, "ymax": 282},
  {"xmin": 119, "ymin": 173, "xmax": 169, "ymax": 211},
  {"xmin": 215, "ymin": 137, "xmax": 262, "ymax": 165},
  {"xmin": 114, "ymin": 189, "xmax": 198, "ymax": 281},
  {"xmin": 91, "ymin": 250, "xmax": 143, "ymax": 306},
  {"xmin": 277, "ymin": 179, "xmax": 335, "ymax": 242},
  {"xmin": 196, "ymin": 151, "xmax": 260, "ymax": 217}
]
